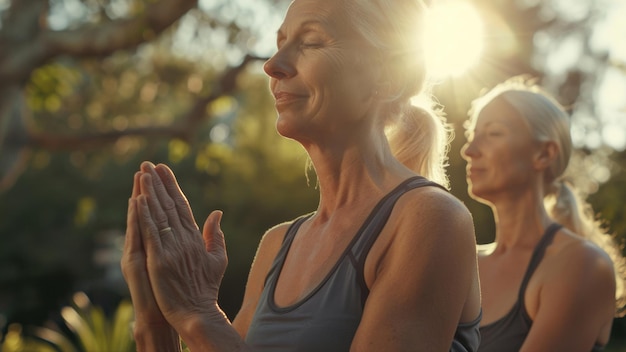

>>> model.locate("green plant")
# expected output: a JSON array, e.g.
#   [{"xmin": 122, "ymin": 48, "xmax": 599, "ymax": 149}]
[{"xmin": 1, "ymin": 291, "xmax": 136, "ymax": 352}]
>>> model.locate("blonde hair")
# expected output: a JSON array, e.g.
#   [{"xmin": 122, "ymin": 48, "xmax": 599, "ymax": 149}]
[
  {"xmin": 386, "ymin": 104, "xmax": 451, "ymax": 189},
  {"xmin": 468, "ymin": 75, "xmax": 626, "ymax": 316},
  {"xmin": 343, "ymin": 0, "xmax": 451, "ymax": 188}
]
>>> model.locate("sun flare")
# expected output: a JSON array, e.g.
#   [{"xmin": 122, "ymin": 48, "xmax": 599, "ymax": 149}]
[{"xmin": 423, "ymin": 1, "xmax": 485, "ymax": 80}]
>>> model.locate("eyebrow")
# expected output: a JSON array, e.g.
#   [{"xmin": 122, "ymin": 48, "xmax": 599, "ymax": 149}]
[{"xmin": 276, "ymin": 19, "xmax": 330, "ymax": 39}]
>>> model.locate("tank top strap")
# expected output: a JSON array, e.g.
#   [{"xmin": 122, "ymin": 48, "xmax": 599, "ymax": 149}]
[
  {"xmin": 350, "ymin": 176, "xmax": 447, "ymax": 306},
  {"xmin": 263, "ymin": 213, "xmax": 314, "ymax": 286},
  {"xmin": 281, "ymin": 213, "xmax": 314, "ymax": 245},
  {"xmin": 517, "ymin": 223, "xmax": 564, "ymax": 300},
  {"xmin": 351, "ymin": 176, "xmax": 446, "ymax": 257}
]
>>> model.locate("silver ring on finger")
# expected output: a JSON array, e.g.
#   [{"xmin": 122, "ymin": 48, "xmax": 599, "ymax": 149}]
[{"xmin": 159, "ymin": 226, "xmax": 172, "ymax": 234}]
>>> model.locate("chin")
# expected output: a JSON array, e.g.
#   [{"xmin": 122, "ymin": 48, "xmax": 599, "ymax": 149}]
[
  {"xmin": 276, "ymin": 118, "xmax": 295, "ymax": 138},
  {"xmin": 471, "ymin": 192, "xmax": 499, "ymax": 209},
  {"xmin": 467, "ymin": 185, "xmax": 491, "ymax": 203},
  {"xmin": 275, "ymin": 117, "xmax": 307, "ymax": 143}
]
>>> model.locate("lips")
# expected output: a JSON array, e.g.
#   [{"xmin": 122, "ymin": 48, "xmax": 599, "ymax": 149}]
[
  {"xmin": 272, "ymin": 91, "xmax": 306, "ymax": 113},
  {"xmin": 274, "ymin": 91, "xmax": 305, "ymax": 103},
  {"xmin": 466, "ymin": 166, "xmax": 485, "ymax": 178}
]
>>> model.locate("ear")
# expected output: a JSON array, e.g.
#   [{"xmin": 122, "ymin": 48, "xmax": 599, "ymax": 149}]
[{"xmin": 533, "ymin": 140, "xmax": 558, "ymax": 171}]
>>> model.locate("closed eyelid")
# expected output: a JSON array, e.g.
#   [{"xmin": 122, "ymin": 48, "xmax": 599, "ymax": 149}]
[
  {"xmin": 276, "ymin": 21, "xmax": 330, "ymax": 45},
  {"xmin": 486, "ymin": 126, "xmax": 508, "ymax": 135}
]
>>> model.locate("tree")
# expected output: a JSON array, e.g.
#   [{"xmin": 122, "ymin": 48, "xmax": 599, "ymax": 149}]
[{"xmin": 0, "ymin": 0, "xmax": 288, "ymax": 190}]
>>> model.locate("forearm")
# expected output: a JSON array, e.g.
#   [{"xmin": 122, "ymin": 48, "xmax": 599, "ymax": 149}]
[
  {"xmin": 133, "ymin": 324, "xmax": 182, "ymax": 352},
  {"xmin": 178, "ymin": 307, "xmax": 251, "ymax": 352}
]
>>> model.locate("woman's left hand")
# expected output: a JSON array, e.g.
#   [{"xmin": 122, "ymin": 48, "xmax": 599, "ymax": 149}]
[
  {"xmin": 135, "ymin": 162, "xmax": 229, "ymax": 331},
  {"xmin": 121, "ymin": 170, "xmax": 184, "ymax": 351},
  {"xmin": 121, "ymin": 171, "xmax": 171, "ymax": 328}
]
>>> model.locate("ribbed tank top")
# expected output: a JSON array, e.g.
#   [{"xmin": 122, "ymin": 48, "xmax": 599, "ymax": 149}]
[
  {"xmin": 478, "ymin": 223, "xmax": 604, "ymax": 352},
  {"xmin": 245, "ymin": 176, "xmax": 481, "ymax": 351}
]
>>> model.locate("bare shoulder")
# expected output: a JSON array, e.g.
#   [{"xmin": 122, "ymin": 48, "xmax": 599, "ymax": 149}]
[
  {"xmin": 252, "ymin": 217, "xmax": 309, "ymax": 267},
  {"xmin": 244, "ymin": 221, "xmax": 293, "ymax": 277},
  {"xmin": 543, "ymin": 227, "xmax": 616, "ymax": 297},
  {"xmin": 232, "ymin": 218, "xmax": 301, "ymax": 336},
  {"xmin": 524, "ymin": 227, "xmax": 617, "ymax": 347},
  {"xmin": 353, "ymin": 186, "xmax": 479, "ymax": 351},
  {"xmin": 552, "ymin": 228, "xmax": 615, "ymax": 277},
  {"xmin": 257, "ymin": 221, "xmax": 292, "ymax": 255},
  {"xmin": 393, "ymin": 185, "xmax": 475, "ymax": 239},
  {"xmin": 378, "ymin": 185, "xmax": 477, "ymax": 266}
]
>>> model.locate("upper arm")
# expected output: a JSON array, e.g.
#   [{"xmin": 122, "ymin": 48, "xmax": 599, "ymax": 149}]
[
  {"xmin": 521, "ymin": 243, "xmax": 616, "ymax": 352},
  {"xmin": 231, "ymin": 222, "xmax": 290, "ymax": 338},
  {"xmin": 351, "ymin": 189, "xmax": 479, "ymax": 351}
]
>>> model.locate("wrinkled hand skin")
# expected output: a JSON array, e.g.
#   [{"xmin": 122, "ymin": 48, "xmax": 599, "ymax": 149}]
[{"xmin": 133, "ymin": 161, "xmax": 228, "ymax": 330}]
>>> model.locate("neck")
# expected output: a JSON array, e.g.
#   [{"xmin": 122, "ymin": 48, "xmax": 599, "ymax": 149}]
[{"xmin": 490, "ymin": 189, "xmax": 553, "ymax": 251}]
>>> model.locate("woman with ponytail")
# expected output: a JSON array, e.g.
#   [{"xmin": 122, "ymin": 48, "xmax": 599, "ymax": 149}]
[
  {"xmin": 461, "ymin": 76, "xmax": 626, "ymax": 352},
  {"xmin": 121, "ymin": 0, "xmax": 482, "ymax": 350}
]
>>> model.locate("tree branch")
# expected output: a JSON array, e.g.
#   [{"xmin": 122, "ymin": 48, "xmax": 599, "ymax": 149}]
[
  {"xmin": 0, "ymin": 0, "xmax": 198, "ymax": 85},
  {"xmin": 9, "ymin": 55, "xmax": 265, "ymax": 151}
]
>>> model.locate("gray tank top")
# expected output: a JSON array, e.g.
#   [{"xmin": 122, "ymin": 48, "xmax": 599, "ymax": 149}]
[
  {"xmin": 478, "ymin": 223, "xmax": 604, "ymax": 352},
  {"xmin": 245, "ymin": 176, "xmax": 481, "ymax": 351}
]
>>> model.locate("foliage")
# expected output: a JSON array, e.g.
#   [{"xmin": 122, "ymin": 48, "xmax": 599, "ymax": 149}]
[
  {"xmin": 0, "ymin": 292, "xmax": 135, "ymax": 352},
  {"xmin": 589, "ymin": 149, "xmax": 626, "ymax": 245}
]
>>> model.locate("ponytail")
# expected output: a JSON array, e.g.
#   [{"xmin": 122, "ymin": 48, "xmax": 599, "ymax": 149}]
[{"xmin": 386, "ymin": 102, "xmax": 452, "ymax": 189}]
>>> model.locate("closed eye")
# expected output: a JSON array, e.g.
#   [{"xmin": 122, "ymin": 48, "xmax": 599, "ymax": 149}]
[{"xmin": 301, "ymin": 42, "xmax": 322, "ymax": 48}]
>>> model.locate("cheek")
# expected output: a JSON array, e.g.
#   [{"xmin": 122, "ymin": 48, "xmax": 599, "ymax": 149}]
[
  {"xmin": 497, "ymin": 153, "xmax": 535, "ymax": 185},
  {"xmin": 322, "ymin": 51, "xmax": 373, "ymax": 89},
  {"xmin": 301, "ymin": 55, "xmax": 346, "ymax": 102},
  {"xmin": 509, "ymin": 146, "xmax": 536, "ymax": 170},
  {"xmin": 308, "ymin": 51, "xmax": 349, "ymax": 80}
]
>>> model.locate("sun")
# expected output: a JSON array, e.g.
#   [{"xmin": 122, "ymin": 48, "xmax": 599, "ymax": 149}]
[{"xmin": 423, "ymin": 1, "xmax": 485, "ymax": 80}]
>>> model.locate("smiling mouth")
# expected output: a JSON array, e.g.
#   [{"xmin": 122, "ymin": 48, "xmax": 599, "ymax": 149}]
[
  {"xmin": 467, "ymin": 167, "xmax": 485, "ymax": 177},
  {"xmin": 275, "ymin": 90, "xmax": 306, "ymax": 100},
  {"xmin": 273, "ymin": 92, "xmax": 305, "ymax": 111}
]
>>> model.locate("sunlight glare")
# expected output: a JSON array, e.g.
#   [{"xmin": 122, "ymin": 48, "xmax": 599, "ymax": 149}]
[{"xmin": 423, "ymin": 1, "xmax": 485, "ymax": 80}]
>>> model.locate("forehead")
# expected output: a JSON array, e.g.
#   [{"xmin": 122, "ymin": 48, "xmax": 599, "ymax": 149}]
[
  {"xmin": 281, "ymin": 0, "xmax": 354, "ymax": 35},
  {"xmin": 475, "ymin": 97, "xmax": 528, "ymax": 131}
]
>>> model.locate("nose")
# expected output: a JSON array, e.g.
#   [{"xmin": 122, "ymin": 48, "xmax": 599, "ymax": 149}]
[
  {"xmin": 461, "ymin": 139, "xmax": 480, "ymax": 161},
  {"xmin": 263, "ymin": 48, "xmax": 296, "ymax": 80}
]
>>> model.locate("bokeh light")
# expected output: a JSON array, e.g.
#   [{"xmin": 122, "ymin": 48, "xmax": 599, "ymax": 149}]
[{"xmin": 423, "ymin": 1, "xmax": 485, "ymax": 79}]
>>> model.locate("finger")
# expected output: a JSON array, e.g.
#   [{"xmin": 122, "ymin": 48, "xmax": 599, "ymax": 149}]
[
  {"xmin": 202, "ymin": 210, "xmax": 227, "ymax": 261},
  {"xmin": 124, "ymin": 174, "xmax": 147, "ymax": 272},
  {"xmin": 124, "ymin": 198, "xmax": 143, "ymax": 254},
  {"xmin": 123, "ymin": 197, "xmax": 169, "ymax": 324},
  {"xmin": 139, "ymin": 172, "xmax": 172, "ymax": 233},
  {"xmin": 122, "ymin": 199, "xmax": 148, "ymax": 290},
  {"xmin": 136, "ymin": 194, "xmax": 164, "ymax": 255},
  {"xmin": 140, "ymin": 172, "xmax": 185, "ymax": 253},
  {"xmin": 155, "ymin": 164, "xmax": 198, "ymax": 231},
  {"xmin": 140, "ymin": 162, "xmax": 184, "ymax": 231},
  {"xmin": 122, "ymin": 199, "xmax": 140, "ymax": 280},
  {"xmin": 131, "ymin": 171, "xmax": 142, "ymax": 199}
]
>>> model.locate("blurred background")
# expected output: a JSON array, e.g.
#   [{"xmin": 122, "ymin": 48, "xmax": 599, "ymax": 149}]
[{"xmin": 1, "ymin": 0, "xmax": 625, "ymax": 350}]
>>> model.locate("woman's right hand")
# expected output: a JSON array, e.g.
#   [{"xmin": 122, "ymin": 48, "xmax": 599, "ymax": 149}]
[{"xmin": 134, "ymin": 162, "xmax": 229, "ymax": 333}]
